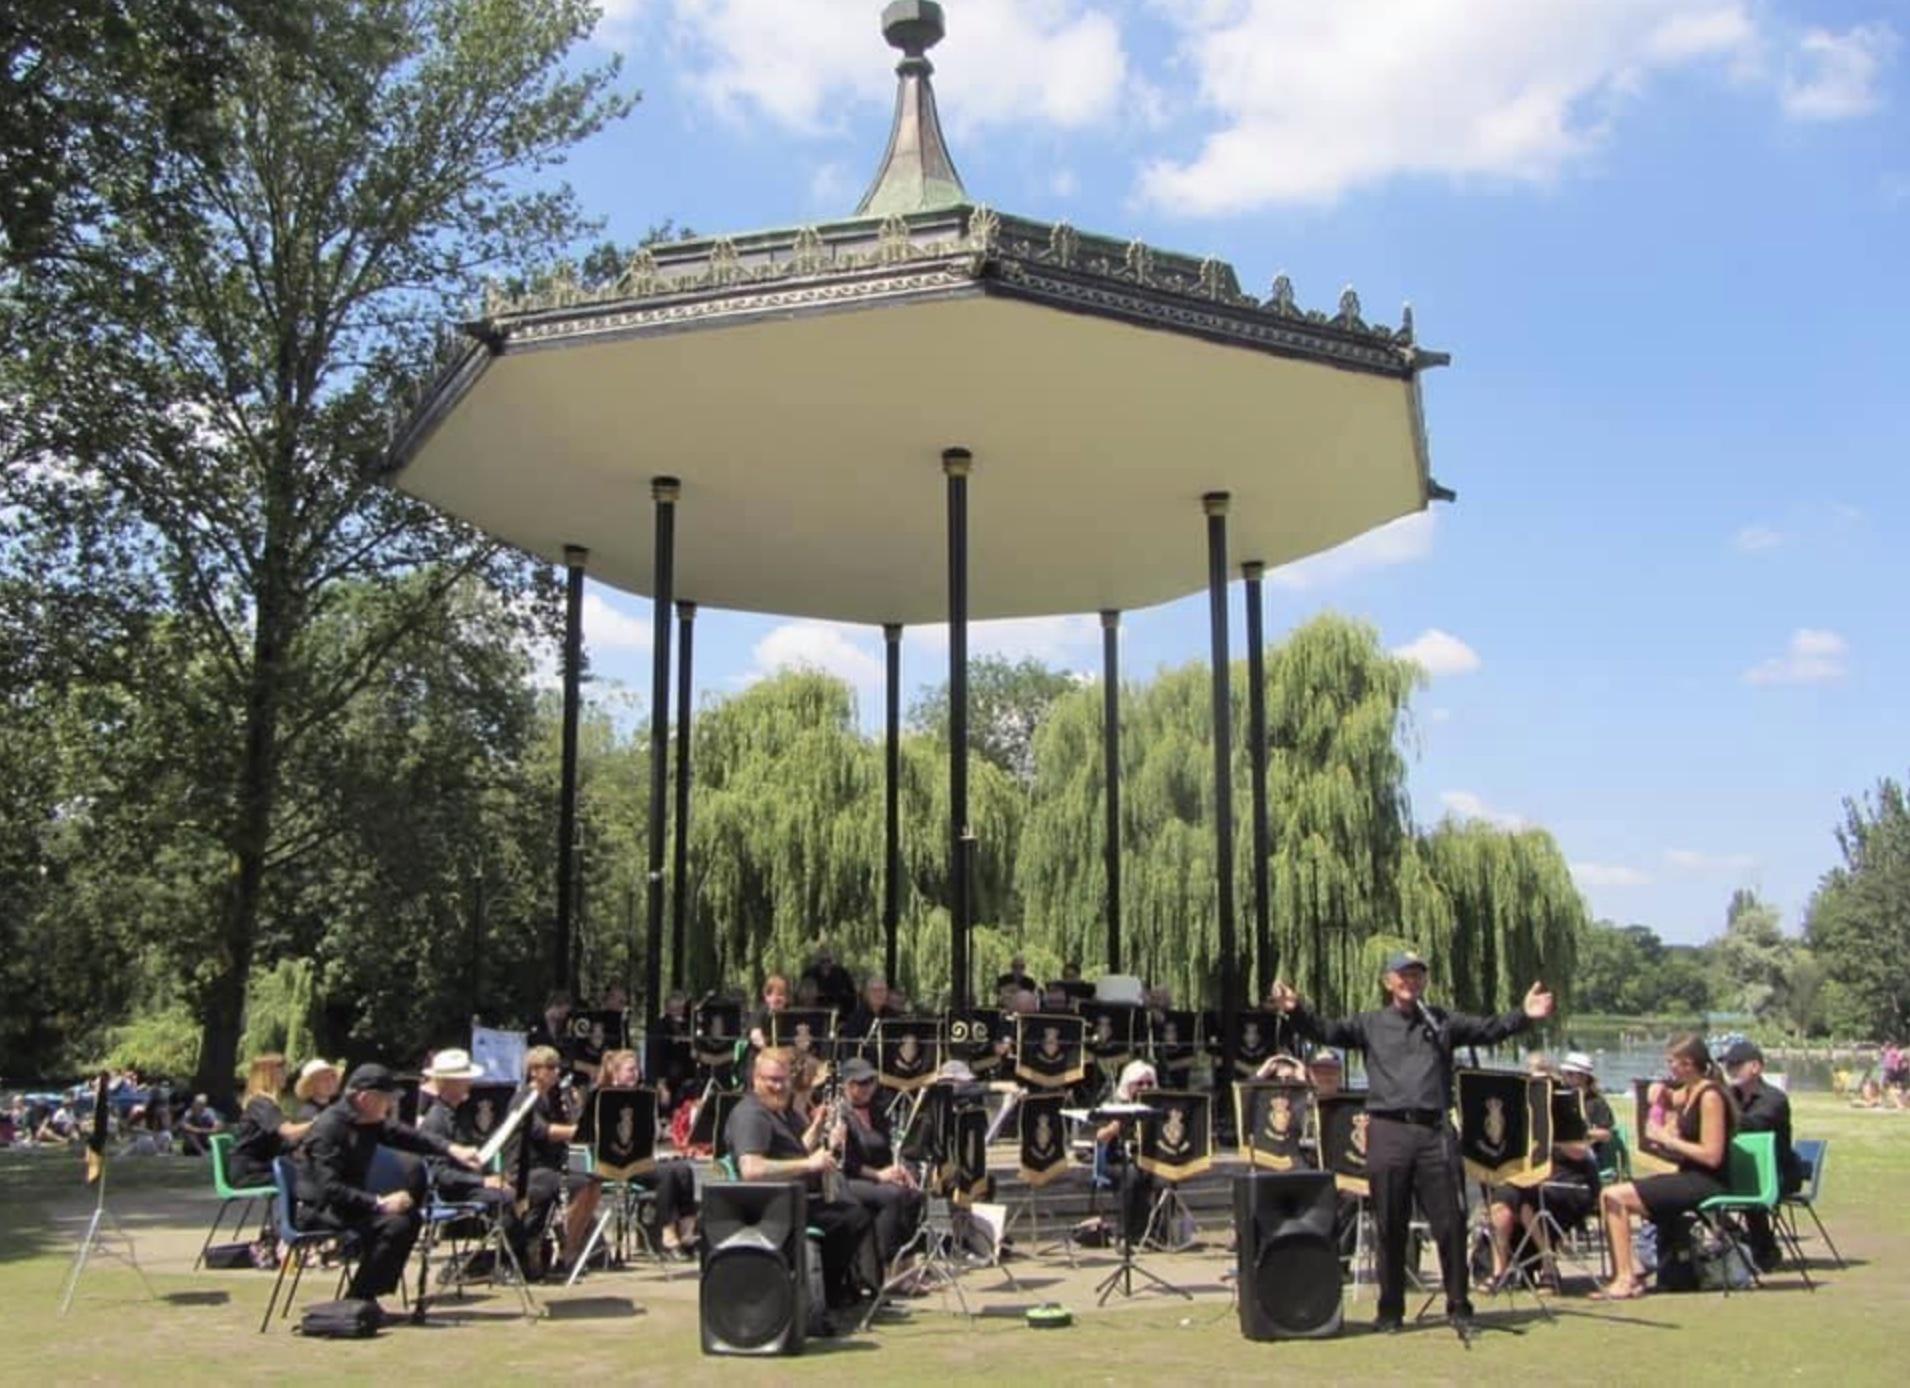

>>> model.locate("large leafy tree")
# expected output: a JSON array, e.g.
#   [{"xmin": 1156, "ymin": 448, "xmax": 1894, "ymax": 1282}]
[
  {"xmin": 1807, "ymin": 775, "xmax": 1910, "ymax": 1039},
  {"xmin": 2, "ymin": 0, "xmax": 633, "ymax": 1097}
]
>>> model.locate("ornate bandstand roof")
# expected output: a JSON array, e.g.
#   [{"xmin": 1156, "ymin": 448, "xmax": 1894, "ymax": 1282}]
[{"xmin": 382, "ymin": 2, "xmax": 1449, "ymax": 625}]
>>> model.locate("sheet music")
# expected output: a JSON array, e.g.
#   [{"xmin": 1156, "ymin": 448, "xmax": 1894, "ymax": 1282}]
[{"xmin": 475, "ymin": 1089, "xmax": 540, "ymax": 1170}]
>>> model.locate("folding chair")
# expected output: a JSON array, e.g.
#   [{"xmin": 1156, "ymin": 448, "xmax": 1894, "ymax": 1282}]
[
  {"xmin": 258, "ymin": 1157, "xmax": 358, "ymax": 1332},
  {"xmin": 1779, "ymin": 1138, "xmax": 1846, "ymax": 1269},
  {"xmin": 196, "ymin": 1132, "xmax": 275, "ymax": 1269}
]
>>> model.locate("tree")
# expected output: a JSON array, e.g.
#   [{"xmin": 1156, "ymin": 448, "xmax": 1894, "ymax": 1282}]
[
  {"xmin": 910, "ymin": 655, "xmax": 1079, "ymax": 785},
  {"xmin": 1806, "ymin": 775, "xmax": 1910, "ymax": 1039},
  {"xmin": 2, "ymin": 0, "xmax": 632, "ymax": 1098},
  {"xmin": 1711, "ymin": 889, "xmax": 1795, "ymax": 1021}
]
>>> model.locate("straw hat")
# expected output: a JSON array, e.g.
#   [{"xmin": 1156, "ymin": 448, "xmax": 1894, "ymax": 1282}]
[
  {"xmin": 422, "ymin": 1048, "xmax": 487, "ymax": 1082},
  {"xmin": 293, "ymin": 1058, "xmax": 343, "ymax": 1101}
]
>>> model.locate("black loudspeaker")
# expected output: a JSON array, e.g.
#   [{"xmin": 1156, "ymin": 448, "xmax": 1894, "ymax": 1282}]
[
  {"xmin": 699, "ymin": 1181, "xmax": 807, "ymax": 1356},
  {"xmin": 1234, "ymin": 1171, "xmax": 1344, "ymax": 1341}
]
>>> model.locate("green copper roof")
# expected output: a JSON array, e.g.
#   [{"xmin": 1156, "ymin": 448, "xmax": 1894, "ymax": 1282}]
[{"xmin": 854, "ymin": 2, "xmax": 967, "ymax": 216}]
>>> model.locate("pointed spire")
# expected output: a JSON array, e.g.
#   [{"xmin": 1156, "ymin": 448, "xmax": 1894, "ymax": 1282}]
[{"xmin": 855, "ymin": 2, "xmax": 968, "ymax": 218}]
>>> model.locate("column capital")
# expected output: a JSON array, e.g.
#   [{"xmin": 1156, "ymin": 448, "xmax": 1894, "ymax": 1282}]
[
  {"xmin": 1202, "ymin": 491, "xmax": 1231, "ymax": 516},
  {"xmin": 941, "ymin": 446, "xmax": 973, "ymax": 477},
  {"xmin": 1242, "ymin": 560, "xmax": 1265, "ymax": 581},
  {"xmin": 883, "ymin": 622, "xmax": 904, "ymax": 643},
  {"xmin": 675, "ymin": 599, "xmax": 697, "ymax": 620},
  {"xmin": 652, "ymin": 475, "xmax": 681, "ymax": 502},
  {"xmin": 562, "ymin": 544, "xmax": 589, "ymax": 568},
  {"xmin": 1100, "ymin": 609, "xmax": 1121, "ymax": 630}
]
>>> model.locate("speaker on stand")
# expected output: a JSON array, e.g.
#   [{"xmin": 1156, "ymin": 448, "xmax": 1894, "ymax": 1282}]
[
  {"xmin": 1234, "ymin": 1171, "xmax": 1344, "ymax": 1341},
  {"xmin": 699, "ymin": 1181, "xmax": 808, "ymax": 1356}
]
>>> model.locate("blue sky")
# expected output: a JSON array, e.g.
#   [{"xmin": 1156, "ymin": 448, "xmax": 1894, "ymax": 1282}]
[{"xmin": 534, "ymin": 1, "xmax": 1905, "ymax": 946}]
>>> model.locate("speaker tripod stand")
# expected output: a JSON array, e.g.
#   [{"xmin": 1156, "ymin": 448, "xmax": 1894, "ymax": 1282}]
[{"xmin": 58, "ymin": 1169, "xmax": 157, "ymax": 1315}]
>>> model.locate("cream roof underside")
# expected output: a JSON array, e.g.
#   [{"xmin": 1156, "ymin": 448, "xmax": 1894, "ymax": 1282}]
[{"xmin": 396, "ymin": 294, "xmax": 1428, "ymax": 624}]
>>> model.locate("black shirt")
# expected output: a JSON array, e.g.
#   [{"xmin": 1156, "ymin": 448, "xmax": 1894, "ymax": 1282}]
[
  {"xmin": 228, "ymin": 1095, "xmax": 289, "ymax": 1188},
  {"xmin": 295, "ymin": 1101, "xmax": 452, "ymax": 1217},
  {"xmin": 517, "ymin": 1084, "xmax": 572, "ymax": 1173},
  {"xmin": 726, "ymin": 1094, "xmax": 817, "ymax": 1194},
  {"xmin": 1736, "ymin": 1080, "xmax": 1803, "ymax": 1192},
  {"xmin": 842, "ymin": 1003, "xmax": 896, "ymax": 1042},
  {"xmin": 1291, "ymin": 1001, "xmax": 1530, "ymax": 1114},
  {"xmin": 418, "ymin": 1100, "xmax": 487, "ymax": 1200},
  {"xmin": 842, "ymin": 1104, "xmax": 896, "ymax": 1178}
]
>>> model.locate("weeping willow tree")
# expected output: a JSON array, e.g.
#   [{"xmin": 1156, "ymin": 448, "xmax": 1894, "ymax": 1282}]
[
  {"xmin": 682, "ymin": 668, "xmax": 1022, "ymax": 1005},
  {"xmin": 1419, "ymin": 819, "xmax": 1582, "ymax": 1016},
  {"xmin": 1018, "ymin": 614, "xmax": 1578, "ymax": 1018}
]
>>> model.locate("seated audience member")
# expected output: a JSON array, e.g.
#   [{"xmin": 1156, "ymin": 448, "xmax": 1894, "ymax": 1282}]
[
  {"xmin": 594, "ymin": 1047, "xmax": 698, "ymax": 1259},
  {"xmin": 1488, "ymin": 1051, "xmax": 1612, "ymax": 1290},
  {"xmin": 177, "ymin": 1094, "xmax": 224, "ymax": 1157},
  {"xmin": 725, "ymin": 1047, "xmax": 873, "ymax": 1323},
  {"xmin": 226, "ymin": 1055, "xmax": 319, "ymax": 1190},
  {"xmin": 837, "ymin": 1056, "xmax": 923, "ymax": 1272},
  {"xmin": 293, "ymin": 1059, "xmax": 342, "ymax": 1121},
  {"xmin": 35, "ymin": 1102, "xmax": 79, "ymax": 1145},
  {"xmin": 1595, "ymin": 1035, "xmax": 1736, "ymax": 1299},
  {"xmin": 1723, "ymin": 1040, "xmax": 1803, "ymax": 1270},
  {"xmin": 296, "ymin": 1064, "xmax": 480, "ymax": 1320}
]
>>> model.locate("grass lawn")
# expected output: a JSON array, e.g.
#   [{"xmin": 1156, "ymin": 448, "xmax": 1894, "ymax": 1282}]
[{"xmin": 4, "ymin": 1094, "xmax": 1904, "ymax": 1386}]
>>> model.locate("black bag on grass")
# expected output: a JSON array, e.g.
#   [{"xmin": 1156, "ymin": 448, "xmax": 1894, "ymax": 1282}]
[
  {"xmin": 202, "ymin": 1242, "xmax": 259, "ymax": 1270},
  {"xmin": 296, "ymin": 1299, "xmax": 381, "ymax": 1338}
]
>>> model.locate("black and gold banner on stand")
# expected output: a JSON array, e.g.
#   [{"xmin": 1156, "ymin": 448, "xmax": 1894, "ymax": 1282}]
[
  {"xmin": 767, "ymin": 1008, "xmax": 837, "ymax": 1064},
  {"xmin": 1235, "ymin": 1081, "xmax": 1315, "ymax": 1172},
  {"xmin": 566, "ymin": 1008, "xmax": 629, "ymax": 1076},
  {"xmin": 1136, "ymin": 1090, "xmax": 1213, "ymax": 1182},
  {"xmin": 940, "ymin": 1104, "xmax": 991, "ymax": 1200},
  {"xmin": 1149, "ymin": 1010, "xmax": 1200, "ymax": 1080},
  {"xmin": 1233, "ymin": 1009, "xmax": 1289, "ymax": 1077},
  {"xmin": 1631, "ymin": 1078, "xmax": 1678, "ymax": 1176},
  {"xmin": 874, "ymin": 1018, "xmax": 941, "ymax": 1092},
  {"xmin": 84, "ymin": 1071, "xmax": 109, "ymax": 1185},
  {"xmin": 1080, "ymin": 1001, "xmax": 1139, "ymax": 1072},
  {"xmin": 1016, "ymin": 1091, "xmax": 1071, "ymax": 1187},
  {"xmin": 1317, "ymin": 1095, "xmax": 1373, "ymax": 1197},
  {"xmin": 1551, "ymin": 1087, "xmax": 1589, "ymax": 1144},
  {"xmin": 589, "ymin": 1086, "xmax": 659, "ymax": 1182},
  {"xmin": 692, "ymin": 1000, "xmax": 743, "ymax": 1069},
  {"xmin": 458, "ymin": 1082, "xmax": 519, "ymax": 1147},
  {"xmin": 1015, "ymin": 1013, "xmax": 1087, "ymax": 1089},
  {"xmin": 947, "ymin": 1010, "xmax": 1001, "ymax": 1077},
  {"xmin": 1457, "ymin": 1069, "xmax": 1553, "ymax": 1188}
]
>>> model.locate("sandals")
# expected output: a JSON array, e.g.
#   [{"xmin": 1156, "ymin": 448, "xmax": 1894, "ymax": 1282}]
[{"xmin": 1589, "ymin": 1282, "xmax": 1645, "ymax": 1301}]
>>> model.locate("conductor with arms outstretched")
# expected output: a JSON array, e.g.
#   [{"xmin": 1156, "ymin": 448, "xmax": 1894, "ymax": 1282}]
[{"xmin": 1270, "ymin": 950, "xmax": 1554, "ymax": 1337}]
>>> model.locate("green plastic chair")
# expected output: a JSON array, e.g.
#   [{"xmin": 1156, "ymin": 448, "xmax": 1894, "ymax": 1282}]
[
  {"xmin": 197, "ymin": 1131, "xmax": 275, "ymax": 1270},
  {"xmin": 1696, "ymin": 1132, "xmax": 1813, "ymax": 1293}
]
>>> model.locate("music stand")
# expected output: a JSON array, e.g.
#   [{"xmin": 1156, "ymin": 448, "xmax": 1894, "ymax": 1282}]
[
  {"xmin": 692, "ymin": 999, "xmax": 743, "ymax": 1076},
  {"xmin": 568, "ymin": 1087, "xmax": 668, "ymax": 1286},
  {"xmin": 58, "ymin": 1075, "xmax": 156, "ymax": 1314},
  {"xmin": 1235, "ymin": 1081, "xmax": 1315, "ymax": 1172},
  {"xmin": 1134, "ymin": 1091, "xmax": 1212, "ymax": 1254},
  {"xmin": 1087, "ymin": 1104, "xmax": 1192, "ymax": 1305},
  {"xmin": 1008, "ymin": 1091, "xmax": 1074, "ymax": 1263},
  {"xmin": 1013, "ymin": 1013, "xmax": 1087, "ymax": 1090},
  {"xmin": 872, "ymin": 1017, "xmax": 941, "ymax": 1093},
  {"xmin": 420, "ymin": 1088, "xmax": 541, "ymax": 1322}
]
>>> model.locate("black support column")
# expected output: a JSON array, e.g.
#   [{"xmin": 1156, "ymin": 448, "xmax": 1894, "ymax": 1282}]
[
  {"xmin": 883, "ymin": 623, "xmax": 903, "ymax": 988},
  {"xmin": 556, "ymin": 545, "xmax": 587, "ymax": 999},
  {"xmin": 644, "ymin": 478, "xmax": 678, "ymax": 1028},
  {"xmin": 1101, "ymin": 609, "xmax": 1122, "ymax": 975},
  {"xmin": 1244, "ymin": 561, "xmax": 1273, "ymax": 1003},
  {"xmin": 671, "ymin": 600, "xmax": 696, "ymax": 994},
  {"xmin": 1204, "ymin": 493, "xmax": 1240, "ymax": 1082},
  {"xmin": 944, "ymin": 448, "xmax": 972, "ymax": 1012}
]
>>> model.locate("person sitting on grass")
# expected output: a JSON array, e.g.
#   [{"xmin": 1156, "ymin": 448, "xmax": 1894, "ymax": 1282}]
[
  {"xmin": 177, "ymin": 1094, "xmax": 224, "ymax": 1157},
  {"xmin": 1593, "ymin": 1034, "xmax": 1735, "ymax": 1300}
]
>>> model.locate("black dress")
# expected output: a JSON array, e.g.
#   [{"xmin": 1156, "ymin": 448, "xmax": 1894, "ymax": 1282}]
[{"xmin": 1637, "ymin": 1082, "xmax": 1734, "ymax": 1220}]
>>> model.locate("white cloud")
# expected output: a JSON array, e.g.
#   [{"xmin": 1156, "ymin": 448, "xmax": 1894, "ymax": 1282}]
[
  {"xmin": 1392, "ymin": 628, "xmax": 1480, "ymax": 678},
  {"xmin": 582, "ymin": 592, "xmax": 653, "ymax": 650},
  {"xmin": 1049, "ymin": 166, "xmax": 1081, "ymax": 199},
  {"xmin": 751, "ymin": 620, "xmax": 885, "ymax": 695},
  {"xmin": 1733, "ymin": 523, "xmax": 1784, "ymax": 553},
  {"xmin": 1439, "ymin": 789, "xmax": 1527, "ymax": 830},
  {"xmin": 1664, "ymin": 848, "xmax": 1757, "ymax": 873},
  {"xmin": 1743, "ymin": 628, "xmax": 1848, "ymax": 686},
  {"xmin": 1268, "ymin": 510, "xmax": 1435, "ymax": 590},
  {"xmin": 1572, "ymin": 861, "xmax": 1655, "ymax": 888},
  {"xmin": 611, "ymin": 0, "xmax": 1129, "ymax": 139},
  {"xmin": 1138, "ymin": 1, "xmax": 1761, "ymax": 213},
  {"xmin": 1426, "ymin": 707, "xmax": 1453, "ymax": 725},
  {"xmin": 1782, "ymin": 24, "xmax": 1899, "ymax": 122},
  {"xmin": 807, "ymin": 160, "xmax": 854, "ymax": 210},
  {"xmin": 907, "ymin": 614, "xmax": 1102, "ymax": 666}
]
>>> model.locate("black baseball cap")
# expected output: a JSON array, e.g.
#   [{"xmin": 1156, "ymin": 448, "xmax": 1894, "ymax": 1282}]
[
  {"xmin": 345, "ymin": 1063, "xmax": 400, "ymax": 1094},
  {"xmin": 1721, "ymin": 1040, "xmax": 1763, "ymax": 1068},
  {"xmin": 1382, "ymin": 950, "xmax": 1427, "ymax": 974}
]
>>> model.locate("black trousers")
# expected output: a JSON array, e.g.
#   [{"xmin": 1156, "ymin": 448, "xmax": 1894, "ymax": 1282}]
[
  {"xmin": 844, "ymin": 1177, "xmax": 924, "ymax": 1268},
  {"xmin": 807, "ymin": 1196, "xmax": 875, "ymax": 1309},
  {"xmin": 1367, "ymin": 1116, "xmax": 1470, "ymax": 1320},
  {"xmin": 307, "ymin": 1204, "xmax": 421, "ymax": 1301}
]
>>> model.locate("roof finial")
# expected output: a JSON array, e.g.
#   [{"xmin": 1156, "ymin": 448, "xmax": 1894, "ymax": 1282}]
[{"xmin": 855, "ymin": 3, "xmax": 968, "ymax": 218}]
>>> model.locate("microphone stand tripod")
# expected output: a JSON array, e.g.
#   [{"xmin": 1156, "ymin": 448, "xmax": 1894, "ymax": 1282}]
[{"xmin": 1092, "ymin": 1117, "xmax": 1192, "ymax": 1306}]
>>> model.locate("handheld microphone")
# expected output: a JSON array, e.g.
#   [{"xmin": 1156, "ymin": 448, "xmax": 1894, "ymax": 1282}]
[{"xmin": 1413, "ymin": 998, "xmax": 1444, "ymax": 1043}]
